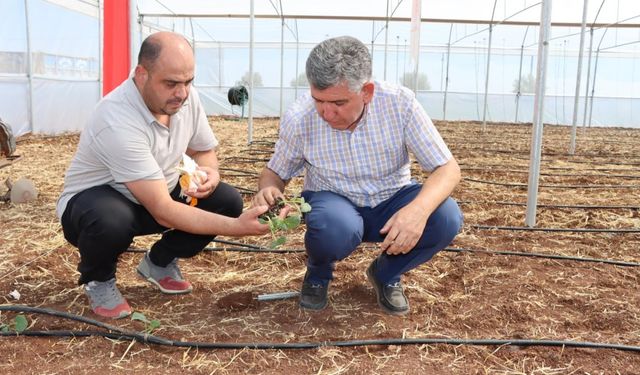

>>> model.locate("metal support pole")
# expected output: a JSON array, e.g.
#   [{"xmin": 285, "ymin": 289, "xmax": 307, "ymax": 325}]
[
  {"xmin": 588, "ymin": 29, "xmax": 608, "ymax": 128},
  {"xmin": 395, "ymin": 35, "xmax": 400, "ymax": 84},
  {"xmin": 278, "ymin": 0, "xmax": 284, "ymax": 118},
  {"xmin": 403, "ymin": 39, "xmax": 407, "ymax": 85},
  {"xmin": 218, "ymin": 42, "xmax": 223, "ymax": 88},
  {"xmin": 525, "ymin": 0, "xmax": 552, "ymax": 228},
  {"xmin": 129, "ymin": 0, "xmax": 138, "ymax": 72},
  {"xmin": 23, "ymin": 0, "xmax": 35, "ymax": 132},
  {"xmin": 582, "ymin": 0, "xmax": 605, "ymax": 131},
  {"xmin": 581, "ymin": 28, "xmax": 594, "ymax": 130},
  {"xmin": 443, "ymin": 24, "xmax": 453, "ymax": 120},
  {"xmin": 569, "ymin": 0, "xmax": 588, "ymax": 154},
  {"xmin": 410, "ymin": 0, "xmax": 421, "ymax": 92},
  {"xmin": 588, "ymin": 48, "xmax": 601, "ymax": 128},
  {"xmin": 294, "ymin": 19, "xmax": 299, "ymax": 99},
  {"xmin": 98, "ymin": 0, "xmax": 103, "ymax": 98},
  {"xmin": 481, "ymin": 0, "xmax": 498, "ymax": 131},
  {"xmin": 371, "ymin": 21, "xmax": 375, "ymax": 63},
  {"xmin": 383, "ymin": 0, "xmax": 390, "ymax": 80},
  {"xmin": 248, "ymin": 0, "xmax": 254, "ymax": 144},
  {"xmin": 515, "ymin": 26, "xmax": 529, "ymax": 123}
]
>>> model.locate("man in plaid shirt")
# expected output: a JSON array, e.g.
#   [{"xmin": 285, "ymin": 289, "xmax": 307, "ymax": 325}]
[{"xmin": 253, "ymin": 36, "xmax": 463, "ymax": 315}]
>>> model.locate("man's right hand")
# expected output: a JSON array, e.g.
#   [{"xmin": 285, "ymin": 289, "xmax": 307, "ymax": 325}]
[
  {"xmin": 236, "ymin": 204, "xmax": 291, "ymax": 236},
  {"xmin": 252, "ymin": 186, "xmax": 285, "ymax": 208},
  {"xmin": 235, "ymin": 205, "xmax": 271, "ymax": 235}
]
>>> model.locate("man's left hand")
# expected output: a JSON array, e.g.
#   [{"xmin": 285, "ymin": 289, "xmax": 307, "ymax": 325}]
[
  {"xmin": 379, "ymin": 203, "xmax": 428, "ymax": 255},
  {"xmin": 190, "ymin": 166, "xmax": 220, "ymax": 199}
]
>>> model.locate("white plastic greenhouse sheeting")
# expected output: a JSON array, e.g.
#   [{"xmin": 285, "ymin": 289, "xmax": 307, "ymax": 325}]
[
  {"xmin": 3, "ymin": 0, "xmax": 640, "ymax": 135},
  {"xmin": 1, "ymin": 0, "xmax": 100, "ymax": 136},
  {"xmin": 196, "ymin": 86, "xmax": 640, "ymax": 128}
]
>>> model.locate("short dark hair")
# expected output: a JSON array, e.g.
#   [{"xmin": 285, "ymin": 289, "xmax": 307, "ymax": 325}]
[{"xmin": 137, "ymin": 35, "xmax": 162, "ymax": 71}]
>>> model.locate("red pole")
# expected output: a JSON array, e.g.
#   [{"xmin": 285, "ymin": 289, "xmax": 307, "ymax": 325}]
[{"xmin": 103, "ymin": 0, "xmax": 130, "ymax": 96}]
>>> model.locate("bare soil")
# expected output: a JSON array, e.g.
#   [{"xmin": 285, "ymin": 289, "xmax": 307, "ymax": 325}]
[{"xmin": 1, "ymin": 119, "xmax": 639, "ymax": 374}]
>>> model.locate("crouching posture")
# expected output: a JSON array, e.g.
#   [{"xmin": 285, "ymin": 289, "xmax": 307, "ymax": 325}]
[
  {"xmin": 253, "ymin": 36, "xmax": 463, "ymax": 315},
  {"xmin": 57, "ymin": 32, "xmax": 273, "ymax": 319}
]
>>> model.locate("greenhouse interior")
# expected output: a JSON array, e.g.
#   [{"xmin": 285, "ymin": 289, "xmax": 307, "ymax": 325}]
[
  {"xmin": 1, "ymin": 1, "xmax": 639, "ymax": 373},
  {"xmin": 2, "ymin": 0, "xmax": 640, "ymax": 136}
]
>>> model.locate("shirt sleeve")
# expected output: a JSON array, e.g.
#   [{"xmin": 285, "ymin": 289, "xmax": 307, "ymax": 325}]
[
  {"xmin": 187, "ymin": 87, "xmax": 218, "ymax": 151},
  {"xmin": 266, "ymin": 109, "xmax": 306, "ymax": 180},
  {"xmin": 402, "ymin": 91, "xmax": 453, "ymax": 171},
  {"xmin": 92, "ymin": 123, "xmax": 164, "ymax": 183}
]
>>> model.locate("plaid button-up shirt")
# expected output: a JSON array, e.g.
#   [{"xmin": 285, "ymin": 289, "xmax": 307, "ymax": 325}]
[{"xmin": 267, "ymin": 81, "xmax": 452, "ymax": 208}]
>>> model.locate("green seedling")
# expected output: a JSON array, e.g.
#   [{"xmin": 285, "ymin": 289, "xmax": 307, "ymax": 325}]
[
  {"xmin": 131, "ymin": 311, "xmax": 160, "ymax": 334},
  {"xmin": 0, "ymin": 314, "xmax": 28, "ymax": 333},
  {"xmin": 258, "ymin": 196, "xmax": 312, "ymax": 248}
]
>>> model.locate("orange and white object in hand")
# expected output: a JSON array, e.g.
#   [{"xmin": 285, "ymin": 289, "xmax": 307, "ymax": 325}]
[{"xmin": 176, "ymin": 153, "xmax": 207, "ymax": 206}]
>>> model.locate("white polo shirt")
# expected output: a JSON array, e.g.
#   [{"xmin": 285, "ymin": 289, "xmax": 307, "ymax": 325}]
[{"xmin": 56, "ymin": 78, "xmax": 216, "ymax": 218}]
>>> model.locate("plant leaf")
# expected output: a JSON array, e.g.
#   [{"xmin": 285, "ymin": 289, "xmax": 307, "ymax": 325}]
[
  {"xmin": 274, "ymin": 218, "xmax": 289, "ymax": 231},
  {"xmin": 258, "ymin": 217, "xmax": 269, "ymax": 225},
  {"xmin": 270, "ymin": 236, "xmax": 287, "ymax": 248},
  {"xmin": 300, "ymin": 202, "xmax": 312, "ymax": 213},
  {"xmin": 131, "ymin": 312, "xmax": 149, "ymax": 323},
  {"xmin": 269, "ymin": 219, "xmax": 281, "ymax": 231},
  {"xmin": 283, "ymin": 215, "xmax": 301, "ymax": 229},
  {"xmin": 147, "ymin": 320, "xmax": 161, "ymax": 332},
  {"xmin": 13, "ymin": 315, "xmax": 28, "ymax": 333},
  {"xmin": 1, "ymin": 324, "xmax": 9, "ymax": 333}
]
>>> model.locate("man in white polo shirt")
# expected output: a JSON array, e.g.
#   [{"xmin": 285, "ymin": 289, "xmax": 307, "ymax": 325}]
[
  {"xmin": 253, "ymin": 36, "xmax": 463, "ymax": 316},
  {"xmin": 58, "ymin": 32, "xmax": 275, "ymax": 319}
]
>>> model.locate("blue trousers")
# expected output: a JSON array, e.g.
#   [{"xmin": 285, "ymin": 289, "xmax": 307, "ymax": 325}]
[{"xmin": 301, "ymin": 183, "xmax": 463, "ymax": 285}]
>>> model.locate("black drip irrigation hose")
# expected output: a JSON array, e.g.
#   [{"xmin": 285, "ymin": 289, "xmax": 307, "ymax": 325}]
[
  {"xmin": 241, "ymin": 149, "xmax": 274, "ymax": 156},
  {"xmin": 445, "ymin": 247, "xmax": 640, "ymax": 267},
  {"xmin": 457, "ymin": 200, "xmax": 640, "ymax": 210},
  {"xmin": 446, "ymin": 139, "xmax": 640, "ymax": 149},
  {"xmin": 231, "ymin": 186, "xmax": 257, "ymax": 195},
  {"xmin": 452, "ymin": 146, "xmax": 640, "ymax": 165},
  {"xmin": 459, "ymin": 163, "xmax": 636, "ymax": 173},
  {"xmin": 460, "ymin": 167, "xmax": 640, "ymax": 180},
  {"xmin": 219, "ymin": 167, "xmax": 259, "ymax": 177},
  {"xmin": 1, "ymin": 305, "xmax": 639, "ymax": 352},
  {"xmin": 222, "ymin": 156, "xmax": 270, "ymax": 163},
  {"xmin": 249, "ymin": 140, "xmax": 276, "ymax": 147},
  {"xmin": 471, "ymin": 225, "xmax": 640, "ymax": 233},
  {"xmin": 463, "ymin": 177, "xmax": 639, "ymax": 189},
  {"xmin": 127, "ymin": 241, "xmax": 640, "ymax": 267}
]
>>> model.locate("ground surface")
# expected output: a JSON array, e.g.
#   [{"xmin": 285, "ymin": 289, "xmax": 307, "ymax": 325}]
[{"xmin": 1, "ymin": 119, "xmax": 639, "ymax": 374}]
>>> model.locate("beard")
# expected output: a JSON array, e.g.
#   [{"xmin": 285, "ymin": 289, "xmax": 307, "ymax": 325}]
[{"xmin": 162, "ymin": 97, "xmax": 186, "ymax": 115}]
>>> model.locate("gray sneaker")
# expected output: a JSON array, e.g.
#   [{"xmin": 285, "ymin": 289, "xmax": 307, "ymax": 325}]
[
  {"xmin": 84, "ymin": 278, "xmax": 131, "ymax": 319},
  {"xmin": 366, "ymin": 260, "xmax": 409, "ymax": 316},
  {"xmin": 136, "ymin": 252, "xmax": 193, "ymax": 294}
]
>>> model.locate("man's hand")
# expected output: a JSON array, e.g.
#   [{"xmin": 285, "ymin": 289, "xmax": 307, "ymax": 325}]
[
  {"xmin": 379, "ymin": 203, "xmax": 429, "ymax": 255},
  {"xmin": 236, "ymin": 205, "xmax": 272, "ymax": 235},
  {"xmin": 237, "ymin": 204, "xmax": 291, "ymax": 235},
  {"xmin": 189, "ymin": 166, "xmax": 220, "ymax": 199},
  {"xmin": 252, "ymin": 186, "xmax": 285, "ymax": 207}
]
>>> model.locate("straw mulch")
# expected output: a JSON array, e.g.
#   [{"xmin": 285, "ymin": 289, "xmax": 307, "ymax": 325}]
[{"xmin": 1, "ymin": 118, "xmax": 639, "ymax": 374}]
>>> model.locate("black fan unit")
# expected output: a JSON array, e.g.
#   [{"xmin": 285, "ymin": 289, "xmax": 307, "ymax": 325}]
[{"xmin": 227, "ymin": 85, "xmax": 249, "ymax": 118}]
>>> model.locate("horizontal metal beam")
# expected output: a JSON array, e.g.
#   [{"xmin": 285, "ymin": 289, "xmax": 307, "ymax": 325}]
[{"xmin": 139, "ymin": 13, "xmax": 640, "ymax": 28}]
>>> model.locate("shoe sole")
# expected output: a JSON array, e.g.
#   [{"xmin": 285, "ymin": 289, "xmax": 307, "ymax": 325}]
[
  {"xmin": 366, "ymin": 265, "xmax": 409, "ymax": 316},
  {"xmin": 299, "ymin": 281, "xmax": 329, "ymax": 311},
  {"xmin": 137, "ymin": 270, "xmax": 193, "ymax": 295},
  {"xmin": 299, "ymin": 299, "xmax": 328, "ymax": 311},
  {"xmin": 94, "ymin": 308, "xmax": 132, "ymax": 319}
]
